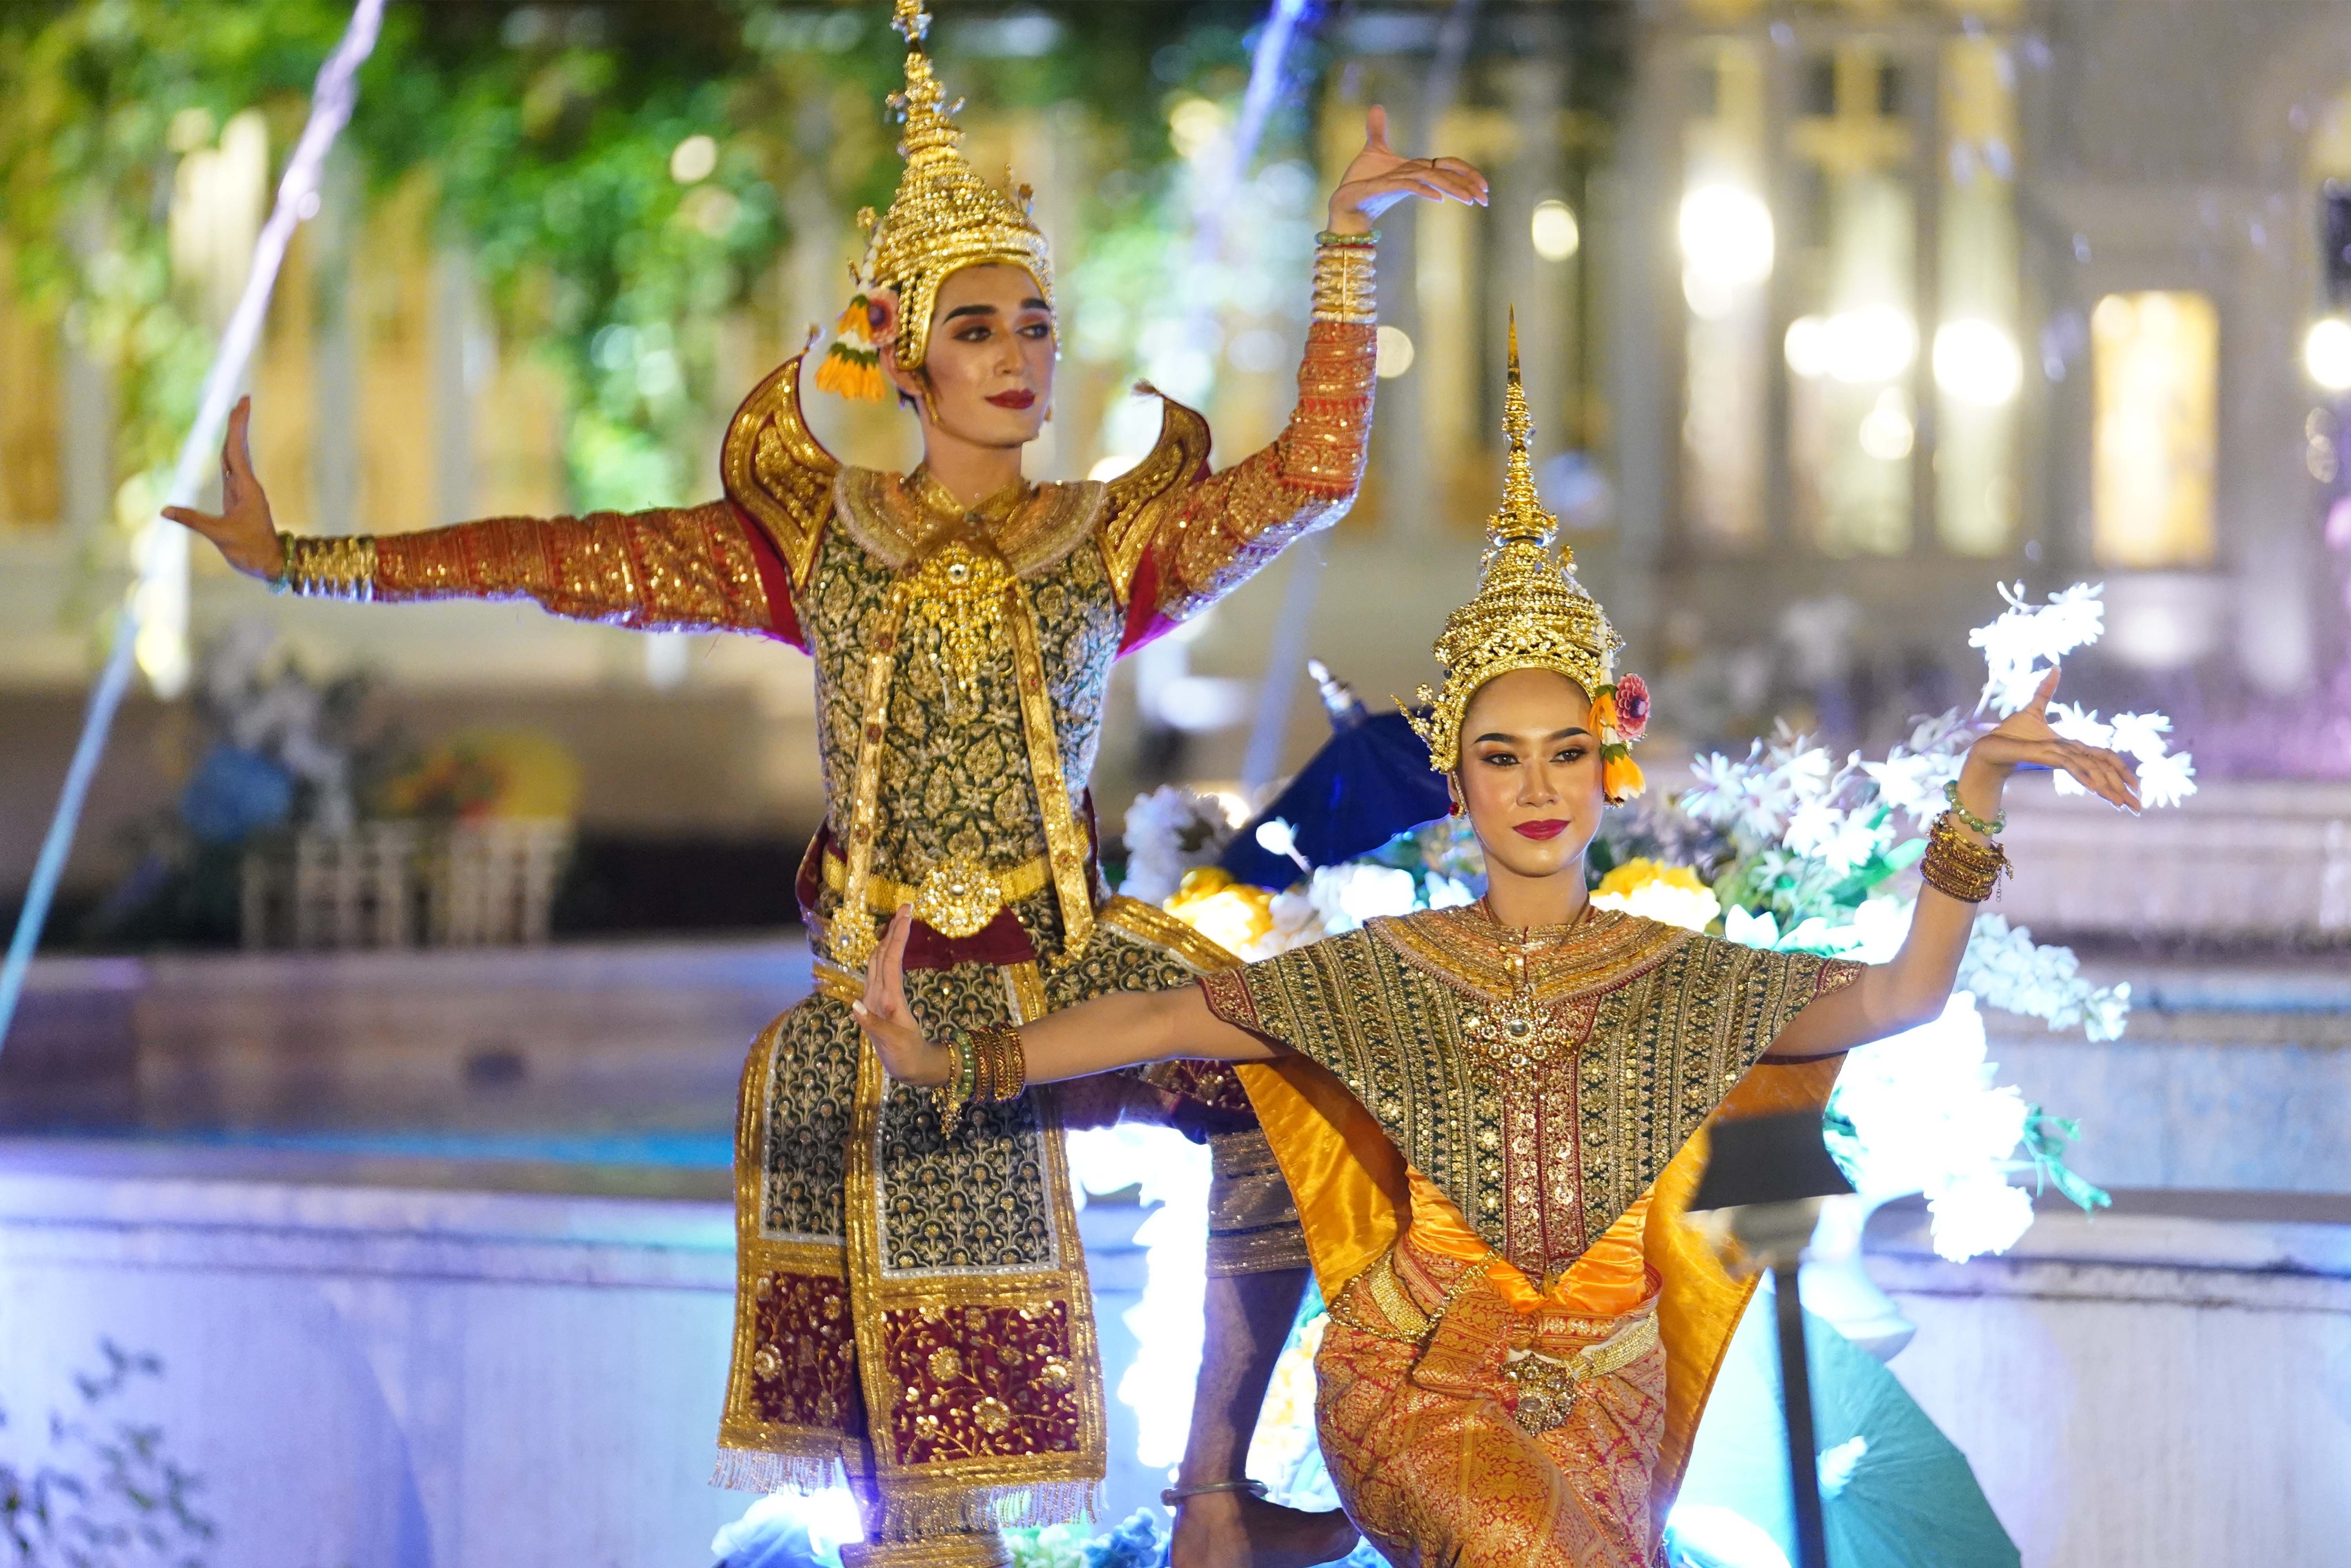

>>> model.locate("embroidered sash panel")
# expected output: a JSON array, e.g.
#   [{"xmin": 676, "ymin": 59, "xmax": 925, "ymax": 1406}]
[
  {"xmin": 1200, "ymin": 910, "xmax": 1861, "ymax": 1287},
  {"xmin": 721, "ymin": 900, "xmax": 1249, "ymax": 1518}
]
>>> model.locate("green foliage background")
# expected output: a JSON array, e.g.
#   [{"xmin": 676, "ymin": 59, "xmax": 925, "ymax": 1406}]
[{"xmin": 0, "ymin": 0, "xmax": 1277, "ymax": 519}]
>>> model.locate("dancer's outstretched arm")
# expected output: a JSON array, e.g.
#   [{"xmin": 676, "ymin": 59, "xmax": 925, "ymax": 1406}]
[
  {"xmin": 162, "ymin": 397, "xmax": 796, "ymax": 639},
  {"xmin": 1765, "ymin": 666, "xmax": 2142, "ymax": 1061},
  {"xmin": 853, "ymin": 906, "xmax": 1278, "ymax": 1088},
  {"xmin": 1109, "ymin": 108, "xmax": 1488, "ymax": 639}
]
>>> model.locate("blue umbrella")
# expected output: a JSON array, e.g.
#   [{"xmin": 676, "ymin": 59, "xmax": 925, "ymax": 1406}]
[
  {"xmin": 1670, "ymin": 1287, "xmax": 2018, "ymax": 1568},
  {"xmin": 1219, "ymin": 664, "xmax": 1449, "ymax": 891}
]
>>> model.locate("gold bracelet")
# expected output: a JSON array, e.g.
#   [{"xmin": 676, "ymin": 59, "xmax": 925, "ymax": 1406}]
[
  {"xmin": 275, "ymin": 534, "xmax": 378, "ymax": 601},
  {"xmin": 972, "ymin": 1022, "xmax": 1026, "ymax": 1104},
  {"xmin": 1919, "ymin": 811, "xmax": 2007, "ymax": 902},
  {"xmin": 1310, "ymin": 243, "xmax": 1377, "ymax": 325}
]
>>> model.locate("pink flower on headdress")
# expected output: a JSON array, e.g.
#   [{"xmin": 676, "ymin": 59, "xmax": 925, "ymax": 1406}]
[
  {"xmin": 1612, "ymin": 673, "xmax": 1650, "ymax": 740},
  {"xmin": 864, "ymin": 285, "xmax": 901, "ymax": 350}
]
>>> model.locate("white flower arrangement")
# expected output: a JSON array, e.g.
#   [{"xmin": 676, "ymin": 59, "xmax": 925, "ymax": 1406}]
[{"xmin": 1116, "ymin": 784, "xmax": 1242, "ymax": 906}]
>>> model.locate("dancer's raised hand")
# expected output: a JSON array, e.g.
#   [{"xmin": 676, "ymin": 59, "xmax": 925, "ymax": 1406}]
[
  {"xmin": 851, "ymin": 907, "xmax": 953, "ymax": 1087},
  {"xmin": 160, "ymin": 396, "xmax": 283, "ymax": 581},
  {"xmin": 1325, "ymin": 105, "xmax": 1489, "ymax": 236},
  {"xmin": 1963, "ymin": 667, "xmax": 2142, "ymax": 814}
]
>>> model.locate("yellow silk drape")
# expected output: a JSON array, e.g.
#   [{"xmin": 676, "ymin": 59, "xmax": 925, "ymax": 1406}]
[{"xmin": 1235, "ymin": 1052, "xmax": 1844, "ymax": 1500}]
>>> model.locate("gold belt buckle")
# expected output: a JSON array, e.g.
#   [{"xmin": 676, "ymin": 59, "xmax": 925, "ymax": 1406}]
[
  {"xmin": 913, "ymin": 854, "xmax": 1004, "ymax": 939},
  {"xmin": 1503, "ymin": 1351, "xmax": 1581, "ymax": 1435}
]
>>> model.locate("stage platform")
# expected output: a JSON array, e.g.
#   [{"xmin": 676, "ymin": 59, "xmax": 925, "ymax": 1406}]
[{"xmin": 1, "ymin": 934, "xmax": 2344, "ymax": 1565}]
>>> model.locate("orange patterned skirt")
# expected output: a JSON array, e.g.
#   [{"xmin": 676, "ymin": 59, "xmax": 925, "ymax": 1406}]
[{"xmin": 1314, "ymin": 1233, "xmax": 1668, "ymax": 1568}]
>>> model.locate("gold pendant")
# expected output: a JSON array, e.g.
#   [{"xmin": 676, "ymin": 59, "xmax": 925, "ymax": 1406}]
[
  {"xmin": 912, "ymin": 854, "xmax": 1004, "ymax": 940},
  {"xmin": 897, "ymin": 539, "xmax": 1011, "ymax": 701},
  {"xmin": 1459, "ymin": 947, "xmax": 1574, "ymax": 1068}
]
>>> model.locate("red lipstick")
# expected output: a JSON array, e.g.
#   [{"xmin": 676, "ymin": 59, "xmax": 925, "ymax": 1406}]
[
  {"xmin": 986, "ymin": 389, "xmax": 1037, "ymax": 410},
  {"xmin": 1512, "ymin": 819, "xmax": 1570, "ymax": 840}
]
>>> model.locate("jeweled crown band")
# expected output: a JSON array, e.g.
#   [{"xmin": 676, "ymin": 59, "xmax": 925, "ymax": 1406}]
[
  {"xmin": 272, "ymin": 534, "xmax": 377, "ymax": 601},
  {"xmin": 1310, "ymin": 240, "xmax": 1377, "ymax": 326}
]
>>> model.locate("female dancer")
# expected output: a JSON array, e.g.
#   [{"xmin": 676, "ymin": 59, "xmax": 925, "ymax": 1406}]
[
  {"xmin": 851, "ymin": 336, "xmax": 2142, "ymax": 1566},
  {"xmin": 157, "ymin": 5, "xmax": 1485, "ymax": 1564}
]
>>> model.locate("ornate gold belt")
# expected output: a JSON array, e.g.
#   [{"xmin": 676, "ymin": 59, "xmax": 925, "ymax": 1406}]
[{"xmin": 822, "ymin": 847, "xmax": 1057, "ymax": 939}]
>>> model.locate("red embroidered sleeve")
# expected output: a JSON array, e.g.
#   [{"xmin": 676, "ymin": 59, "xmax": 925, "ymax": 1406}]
[
  {"xmin": 1138, "ymin": 320, "xmax": 1375, "ymax": 635},
  {"xmin": 286, "ymin": 499, "xmax": 803, "ymax": 647}
]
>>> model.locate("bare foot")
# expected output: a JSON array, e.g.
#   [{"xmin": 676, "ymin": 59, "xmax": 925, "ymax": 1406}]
[{"xmin": 1169, "ymin": 1489, "xmax": 1360, "ymax": 1568}]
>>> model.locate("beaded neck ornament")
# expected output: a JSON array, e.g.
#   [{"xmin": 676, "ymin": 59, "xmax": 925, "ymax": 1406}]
[
  {"xmin": 814, "ymin": 0, "xmax": 1055, "ymax": 401},
  {"xmin": 1407, "ymin": 315, "xmax": 1650, "ymax": 802}
]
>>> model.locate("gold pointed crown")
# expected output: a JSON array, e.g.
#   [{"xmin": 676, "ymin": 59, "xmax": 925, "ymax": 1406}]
[
  {"xmin": 1408, "ymin": 314, "xmax": 1630, "ymax": 782},
  {"xmin": 814, "ymin": 0, "xmax": 1054, "ymax": 399}
]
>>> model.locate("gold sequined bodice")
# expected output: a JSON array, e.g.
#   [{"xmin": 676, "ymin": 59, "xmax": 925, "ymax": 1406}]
[
  {"xmin": 1201, "ymin": 910, "xmax": 1863, "ymax": 1287},
  {"xmin": 799, "ymin": 468, "xmax": 1120, "ymax": 955}
]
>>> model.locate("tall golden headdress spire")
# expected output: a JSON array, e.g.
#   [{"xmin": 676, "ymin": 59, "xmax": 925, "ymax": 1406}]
[
  {"xmin": 1408, "ymin": 312, "xmax": 1648, "ymax": 799},
  {"xmin": 814, "ymin": 0, "xmax": 1055, "ymax": 400}
]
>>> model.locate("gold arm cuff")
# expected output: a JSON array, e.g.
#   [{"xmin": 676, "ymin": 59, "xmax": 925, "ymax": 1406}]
[
  {"xmin": 275, "ymin": 535, "xmax": 377, "ymax": 601},
  {"xmin": 1309, "ymin": 242, "xmax": 1377, "ymax": 326},
  {"xmin": 822, "ymin": 846, "xmax": 1061, "ymax": 935}
]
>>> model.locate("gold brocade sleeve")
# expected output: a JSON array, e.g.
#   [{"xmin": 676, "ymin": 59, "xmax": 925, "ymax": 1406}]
[
  {"xmin": 276, "ymin": 501, "xmax": 778, "ymax": 634},
  {"xmin": 1096, "ymin": 241, "xmax": 1377, "ymax": 626},
  {"xmin": 1151, "ymin": 314, "xmax": 1376, "ymax": 622}
]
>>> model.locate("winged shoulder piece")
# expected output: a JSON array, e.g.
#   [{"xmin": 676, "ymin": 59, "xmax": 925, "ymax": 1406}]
[
  {"xmin": 1097, "ymin": 386, "xmax": 1213, "ymax": 608},
  {"xmin": 722, "ymin": 351, "xmax": 840, "ymax": 590}
]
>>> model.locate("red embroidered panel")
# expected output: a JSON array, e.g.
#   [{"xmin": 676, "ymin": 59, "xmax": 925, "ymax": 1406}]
[
  {"xmin": 880, "ymin": 1301, "xmax": 1086, "ymax": 1465},
  {"xmin": 746, "ymin": 1269, "xmax": 863, "ymax": 1434}
]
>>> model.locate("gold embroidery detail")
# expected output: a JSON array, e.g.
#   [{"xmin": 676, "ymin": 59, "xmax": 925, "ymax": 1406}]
[
  {"xmin": 722, "ymin": 352, "xmax": 839, "ymax": 588},
  {"xmin": 837, "ymin": 468, "xmax": 1103, "ymax": 581},
  {"xmin": 1002, "ymin": 583, "xmax": 1095, "ymax": 959},
  {"xmin": 1372, "ymin": 906, "xmax": 1687, "ymax": 1008},
  {"xmin": 844, "ymin": 1027, "xmax": 1108, "ymax": 1524},
  {"xmin": 1003, "ymin": 960, "xmax": 1049, "ymax": 1026},
  {"xmin": 830, "ymin": 588, "xmax": 912, "ymax": 969},
  {"xmin": 1095, "ymin": 895, "xmax": 1238, "ymax": 973}
]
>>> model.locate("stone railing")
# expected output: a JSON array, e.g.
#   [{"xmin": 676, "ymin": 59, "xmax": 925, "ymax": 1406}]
[
  {"xmin": 1997, "ymin": 777, "xmax": 2351, "ymax": 941},
  {"xmin": 240, "ymin": 818, "xmax": 573, "ymax": 950}
]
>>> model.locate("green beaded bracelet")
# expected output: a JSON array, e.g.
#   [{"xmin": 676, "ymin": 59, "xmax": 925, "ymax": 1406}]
[
  {"xmin": 1942, "ymin": 778, "xmax": 2006, "ymax": 837},
  {"xmin": 1316, "ymin": 229, "xmax": 1379, "ymax": 247}
]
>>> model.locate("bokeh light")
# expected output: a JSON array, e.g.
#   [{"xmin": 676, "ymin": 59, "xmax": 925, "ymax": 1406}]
[
  {"xmin": 1530, "ymin": 198, "xmax": 1580, "ymax": 262},
  {"xmin": 1933, "ymin": 319, "xmax": 2023, "ymax": 405},
  {"xmin": 1375, "ymin": 323, "xmax": 1415, "ymax": 379},
  {"xmin": 2304, "ymin": 317, "xmax": 2351, "ymax": 391},
  {"xmin": 667, "ymin": 134, "xmax": 717, "ymax": 184}
]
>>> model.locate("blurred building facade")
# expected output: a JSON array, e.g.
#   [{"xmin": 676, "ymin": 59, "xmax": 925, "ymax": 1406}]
[{"xmin": 1609, "ymin": 0, "xmax": 2351, "ymax": 742}]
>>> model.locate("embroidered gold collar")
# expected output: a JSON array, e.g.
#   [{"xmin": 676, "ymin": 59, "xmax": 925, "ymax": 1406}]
[
  {"xmin": 836, "ymin": 465, "xmax": 1106, "ymax": 579},
  {"xmin": 1369, "ymin": 904, "xmax": 1690, "ymax": 1008}
]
